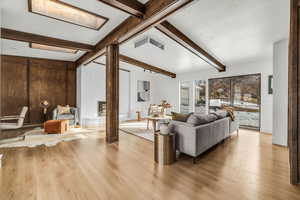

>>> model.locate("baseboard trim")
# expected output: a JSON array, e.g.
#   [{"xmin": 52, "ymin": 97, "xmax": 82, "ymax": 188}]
[
  {"xmin": 260, "ymin": 132, "xmax": 272, "ymax": 135},
  {"xmin": 23, "ymin": 124, "xmax": 42, "ymax": 128},
  {"xmin": 273, "ymin": 143, "xmax": 288, "ymax": 148}
]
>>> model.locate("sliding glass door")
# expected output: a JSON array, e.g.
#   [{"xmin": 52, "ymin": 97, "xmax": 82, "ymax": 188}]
[
  {"xmin": 232, "ymin": 75, "xmax": 260, "ymax": 129},
  {"xmin": 209, "ymin": 74, "xmax": 261, "ymax": 130}
]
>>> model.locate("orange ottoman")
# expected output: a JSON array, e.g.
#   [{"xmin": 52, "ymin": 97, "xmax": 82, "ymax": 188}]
[{"xmin": 44, "ymin": 120, "xmax": 69, "ymax": 134}]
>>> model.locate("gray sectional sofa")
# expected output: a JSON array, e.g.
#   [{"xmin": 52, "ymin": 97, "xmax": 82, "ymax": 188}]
[{"xmin": 169, "ymin": 112, "xmax": 239, "ymax": 163}]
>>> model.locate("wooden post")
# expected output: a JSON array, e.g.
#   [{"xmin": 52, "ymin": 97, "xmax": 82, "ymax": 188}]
[
  {"xmin": 106, "ymin": 44, "xmax": 119, "ymax": 143},
  {"xmin": 288, "ymin": 0, "xmax": 300, "ymax": 185}
]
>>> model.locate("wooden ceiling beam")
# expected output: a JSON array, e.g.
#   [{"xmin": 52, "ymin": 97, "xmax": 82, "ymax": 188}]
[
  {"xmin": 98, "ymin": 0, "xmax": 145, "ymax": 17},
  {"xmin": 119, "ymin": 54, "xmax": 176, "ymax": 78},
  {"xmin": 93, "ymin": 1, "xmax": 225, "ymax": 72},
  {"xmin": 1, "ymin": 28, "xmax": 94, "ymax": 52},
  {"xmin": 156, "ymin": 21, "xmax": 226, "ymax": 72},
  {"xmin": 76, "ymin": 0, "xmax": 193, "ymax": 66},
  {"xmin": 92, "ymin": 61, "xmax": 130, "ymax": 72},
  {"xmin": 89, "ymin": 53, "xmax": 175, "ymax": 78}
]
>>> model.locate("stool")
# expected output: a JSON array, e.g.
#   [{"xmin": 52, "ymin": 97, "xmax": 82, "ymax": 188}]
[
  {"xmin": 154, "ymin": 132, "xmax": 176, "ymax": 165},
  {"xmin": 44, "ymin": 120, "xmax": 69, "ymax": 134}
]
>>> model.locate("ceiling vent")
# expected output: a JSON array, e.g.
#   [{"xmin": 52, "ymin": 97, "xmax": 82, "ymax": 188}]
[{"xmin": 134, "ymin": 36, "xmax": 164, "ymax": 50}]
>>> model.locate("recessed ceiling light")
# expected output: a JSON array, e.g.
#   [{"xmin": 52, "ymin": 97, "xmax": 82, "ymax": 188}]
[
  {"xmin": 28, "ymin": 0, "xmax": 109, "ymax": 30},
  {"xmin": 29, "ymin": 43, "xmax": 78, "ymax": 54}
]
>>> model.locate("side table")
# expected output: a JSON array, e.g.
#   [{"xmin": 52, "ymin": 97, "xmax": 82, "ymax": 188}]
[
  {"xmin": 154, "ymin": 132, "xmax": 176, "ymax": 165},
  {"xmin": 44, "ymin": 120, "xmax": 69, "ymax": 134}
]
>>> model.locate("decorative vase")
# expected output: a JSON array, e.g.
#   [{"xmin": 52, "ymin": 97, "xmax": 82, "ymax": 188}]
[{"xmin": 160, "ymin": 123, "xmax": 170, "ymax": 135}]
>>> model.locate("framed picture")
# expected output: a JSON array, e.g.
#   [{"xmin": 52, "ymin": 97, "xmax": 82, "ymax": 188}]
[{"xmin": 137, "ymin": 80, "xmax": 150, "ymax": 102}]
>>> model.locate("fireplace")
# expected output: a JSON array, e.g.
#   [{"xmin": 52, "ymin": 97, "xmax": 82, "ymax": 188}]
[{"xmin": 98, "ymin": 101, "xmax": 106, "ymax": 116}]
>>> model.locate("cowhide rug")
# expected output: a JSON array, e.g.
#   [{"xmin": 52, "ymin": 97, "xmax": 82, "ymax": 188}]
[{"xmin": 0, "ymin": 127, "xmax": 102, "ymax": 148}]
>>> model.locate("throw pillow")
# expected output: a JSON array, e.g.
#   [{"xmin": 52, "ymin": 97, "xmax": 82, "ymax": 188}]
[
  {"xmin": 211, "ymin": 110, "xmax": 228, "ymax": 119},
  {"xmin": 171, "ymin": 112, "xmax": 193, "ymax": 122},
  {"xmin": 186, "ymin": 114, "xmax": 201, "ymax": 126},
  {"xmin": 57, "ymin": 105, "xmax": 71, "ymax": 115},
  {"xmin": 193, "ymin": 114, "xmax": 217, "ymax": 124}
]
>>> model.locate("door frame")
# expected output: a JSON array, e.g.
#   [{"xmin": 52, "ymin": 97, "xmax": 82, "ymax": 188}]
[{"xmin": 288, "ymin": 0, "xmax": 300, "ymax": 185}]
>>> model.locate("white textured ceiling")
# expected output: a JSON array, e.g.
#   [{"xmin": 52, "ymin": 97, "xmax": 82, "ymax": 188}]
[
  {"xmin": 118, "ymin": 0, "xmax": 289, "ymax": 73},
  {"xmin": 1, "ymin": 0, "xmax": 290, "ymax": 72},
  {"xmin": 167, "ymin": 0, "xmax": 289, "ymax": 66},
  {"xmin": 120, "ymin": 28, "xmax": 210, "ymax": 74}
]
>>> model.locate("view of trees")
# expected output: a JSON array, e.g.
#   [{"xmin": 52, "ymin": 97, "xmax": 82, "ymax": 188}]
[{"xmin": 209, "ymin": 74, "xmax": 261, "ymax": 129}]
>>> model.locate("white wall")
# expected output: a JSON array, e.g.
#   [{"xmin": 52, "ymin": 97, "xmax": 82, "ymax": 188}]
[
  {"xmin": 77, "ymin": 58, "xmax": 275, "ymax": 134},
  {"xmin": 78, "ymin": 63, "xmax": 131, "ymax": 122},
  {"xmin": 76, "ymin": 66, "xmax": 82, "ymax": 122},
  {"xmin": 273, "ymin": 39, "xmax": 288, "ymax": 146},
  {"xmin": 155, "ymin": 59, "xmax": 274, "ymax": 133},
  {"xmin": 128, "ymin": 69, "xmax": 160, "ymax": 119},
  {"xmin": 77, "ymin": 63, "xmax": 161, "ymax": 125}
]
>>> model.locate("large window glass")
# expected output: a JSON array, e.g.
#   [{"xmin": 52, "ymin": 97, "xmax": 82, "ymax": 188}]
[
  {"xmin": 209, "ymin": 74, "xmax": 261, "ymax": 129},
  {"xmin": 232, "ymin": 75, "xmax": 260, "ymax": 129},
  {"xmin": 208, "ymin": 78, "xmax": 231, "ymax": 105}
]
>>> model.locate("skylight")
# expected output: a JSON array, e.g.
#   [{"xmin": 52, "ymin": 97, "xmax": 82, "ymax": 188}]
[
  {"xmin": 29, "ymin": 43, "xmax": 78, "ymax": 54},
  {"xmin": 28, "ymin": 0, "xmax": 109, "ymax": 30}
]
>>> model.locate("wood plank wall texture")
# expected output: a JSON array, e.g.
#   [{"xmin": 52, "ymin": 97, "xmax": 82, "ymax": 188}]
[{"xmin": 1, "ymin": 55, "xmax": 76, "ymax": 125}]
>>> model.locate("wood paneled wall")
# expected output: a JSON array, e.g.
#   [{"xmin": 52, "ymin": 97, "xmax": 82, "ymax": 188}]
[{"xmin": 1, "ymin": 55, "xmax": 76, "ymax": 125}]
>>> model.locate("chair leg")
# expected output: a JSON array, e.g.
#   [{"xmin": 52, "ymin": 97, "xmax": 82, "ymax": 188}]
[{"xmin": 237, "ymin": 129, "xmax": 239, "ymax": 136}]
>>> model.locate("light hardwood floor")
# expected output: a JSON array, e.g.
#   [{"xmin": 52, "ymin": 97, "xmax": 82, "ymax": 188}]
[{"xmin": 0, "ymin": 129, "xmax": 299, "ymax": 200}]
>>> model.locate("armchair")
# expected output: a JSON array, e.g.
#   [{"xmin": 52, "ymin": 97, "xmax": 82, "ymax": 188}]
[
  {"xmin": 53, "ymin": 107, "xmax": 79, "ymax": 126},
  {"xmin": 0, "ymin": 106, "xmax": 28, "ymax": 130}
]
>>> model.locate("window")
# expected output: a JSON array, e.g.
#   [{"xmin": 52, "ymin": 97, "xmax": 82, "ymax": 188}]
[
  {"xmin": 209, "ymin": 78, "xmax": 231, "ymax": 105},
  {"xmin": 209, "ymin": 74, "xmax": 261, "ymax": 129},
  {"xmin": 180, "ymin": 80, "xmax": 206, "ymax": 114},
  {"xmin": 28, "ymin": 0, "xmax": 108, "ymax": 30}
]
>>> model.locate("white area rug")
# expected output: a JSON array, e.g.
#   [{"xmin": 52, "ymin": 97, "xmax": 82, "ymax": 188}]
[
  {"xmin": 120, "ymin": 121, "xmax": 154, "ymax": 141},
  {"xmin": 0, "ymin": 127, "xmax": 100, "ymax": 148}
]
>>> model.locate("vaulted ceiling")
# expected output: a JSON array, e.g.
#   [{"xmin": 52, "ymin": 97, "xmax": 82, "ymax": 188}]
[{"xmin": 1, "ymin": 0, "xmax": 289, "ymax": 74}]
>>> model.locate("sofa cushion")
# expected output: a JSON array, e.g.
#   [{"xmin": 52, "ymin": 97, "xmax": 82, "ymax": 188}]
[
  {"xmin": 171, "ymin": 112, "xmax": 193, "ymax": 122},
  {"xmin": 187, "ymin": 114, "xmax": 218, "ymax": 126},
  {"xmin": 186, "ymin": 115, "xmax": 201, "ymax": 126},
  {"xmin": 57, "ymin": 105, "xmax": 71, "ymax": 115},
  {"xmin": 211, "ymin": 110, "xmax": 228, "ymax": 119}
]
